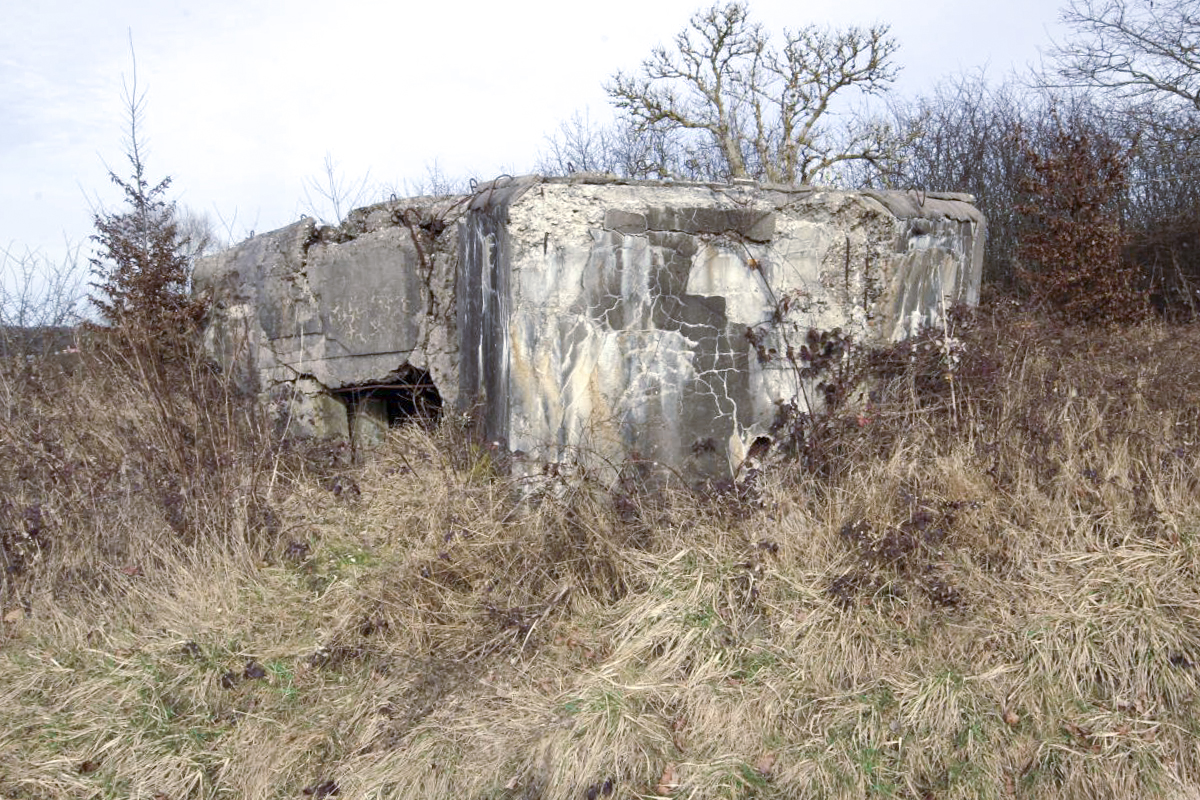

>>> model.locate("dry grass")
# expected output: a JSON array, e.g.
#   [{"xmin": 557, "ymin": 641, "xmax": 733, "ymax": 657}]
[{"xmin": 2, "ymin": 307, "xmax": 1200, "ymax": 799}]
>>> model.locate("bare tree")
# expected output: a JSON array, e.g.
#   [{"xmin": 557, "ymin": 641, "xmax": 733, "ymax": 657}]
[
  {"xmin": 536, "ymin": 110, "xmax": 716, "ymax": 179},
  {"xmin": 1048, "ymin": 0, "xmax": 1200, "ymax": 110},
  {"xmin": 175, "ymin": 207, "xmax": 225, "ymax": 263},
  {"xmin": 300, "ymin": 153, "xmax": 374, "ymax": 224},
  {"xmin": 1, "ymin": 243, "xmax": 87, "ymax": 357},
  {"xmin": 606, "ymin": 1, "xmax": 902, "ymax": 184},
  {"xmin": 537, "ymin": 110, "xmax": 624, "ymax": 175},
  {"xmin": 384, "ymin": 159, "xmax": 471, "ymax": 198}
]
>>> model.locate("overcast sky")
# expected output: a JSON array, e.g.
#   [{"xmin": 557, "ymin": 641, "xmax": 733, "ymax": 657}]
[{"xmin": 2, "ymin": 0, "xmax": 1066, "ymax": 267}]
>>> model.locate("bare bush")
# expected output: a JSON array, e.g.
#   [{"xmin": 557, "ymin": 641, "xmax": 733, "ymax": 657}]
[
  {"xmin": 1041, "ymin": 0, "xmax": 1200, "ymax": 317},
  {"xmin": 1015, "ymin": 109, "xmax": 1146, "ymax": 322},
  {"xmin": 873, "ymin": 76, "xmax": 1200, "ymax": 309},
  {"xmin": 859, "ymin": 74, "xmax": 1040, "ymax": 288},
  {"xmin": 300, "ymin": 152, "xmax": 375, "ymax": 224},
  {"xmin": 1124, "ymin": 113, "xmax": 1200, "ymax": 316},
  {"xmin": 537, "ymin": 110, "xmax": 722, "ymax": 180},
  {"xmin": 383, "ymin": 159, "xmax": 471, "ymax": 199},
  {"xmin": 0, "ymin": 243, "xmax": 86, "ymax": 358},
  {"xmin": 175, "ymin": 206, "xmax": 226, "ymax": 264},
  {"xmin": 0, "ymin": 45, "xmax": 289, "ymax": 601}
]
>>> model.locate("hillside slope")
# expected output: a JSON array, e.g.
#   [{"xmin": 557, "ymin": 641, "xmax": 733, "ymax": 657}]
[{"xmin": 2, "ymin": 309, "xmax": 1199, "ymax": 799}]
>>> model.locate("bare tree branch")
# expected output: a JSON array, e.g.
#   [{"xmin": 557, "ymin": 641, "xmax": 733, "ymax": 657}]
[{"xmin": 1048, "ymin": 0, "xmax": 1200, "ymax": 109}]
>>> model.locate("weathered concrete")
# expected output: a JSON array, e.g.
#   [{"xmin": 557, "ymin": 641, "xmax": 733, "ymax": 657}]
[
  {"xmin": 196, "ymin": 175, "xmax": 984, "ymax": 482},
  {"xmin": 194, "ymin": 196, "xmax": 464, "ymax": 444}
]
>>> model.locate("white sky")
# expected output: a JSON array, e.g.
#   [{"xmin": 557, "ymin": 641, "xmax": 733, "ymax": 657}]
[{"xmin": 2, "ymin": 0, "xmax": 1066, "ymax": 266}]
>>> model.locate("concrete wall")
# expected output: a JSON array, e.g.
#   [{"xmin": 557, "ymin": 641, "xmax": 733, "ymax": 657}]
[
  {"xmin": 456, "ymin": 176, "xmax": 982, "ymax": 482},
  {"xmin": 194, "ymin": 196, "xmax": 465, "ymax": 443},
  {"xmin": 197, "ymin": 175, "xmax": 983, "ymax": 481}
]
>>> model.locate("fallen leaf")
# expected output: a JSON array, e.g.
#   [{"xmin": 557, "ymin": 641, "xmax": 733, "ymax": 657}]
[
  {"xmin": 754, "ymin": 751, "xmax": 777, "ymax": 777},
  {"xmin": 655, "ymin": 762, "xmax": 679, "ymax": 796},
  {"xmin": 1063, "ymin": 721, "xmax": 1090, "ymax": 739},
  {"xmin": 3, "ymin": 609, "xmax": 23, "ymax": 623},
  {"xmin": 119, "ymin": 565, "xmax": 142, "ymax": 576}
]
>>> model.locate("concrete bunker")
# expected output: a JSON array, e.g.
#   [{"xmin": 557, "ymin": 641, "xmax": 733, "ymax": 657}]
[{"xmin": 195, "ymin": 174, "xmax": 984, "ymax": 483}]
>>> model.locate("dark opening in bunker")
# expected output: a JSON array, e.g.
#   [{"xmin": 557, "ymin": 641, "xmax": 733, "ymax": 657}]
[{"xmin": 335, "ymin": 365, "xmax": 443, "ymax": 443}]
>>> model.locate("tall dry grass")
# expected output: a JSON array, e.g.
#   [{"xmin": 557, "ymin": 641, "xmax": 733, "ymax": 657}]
[{"xmin": 2, "ymin": 305, "xmax": 1200, "ymax": 800}]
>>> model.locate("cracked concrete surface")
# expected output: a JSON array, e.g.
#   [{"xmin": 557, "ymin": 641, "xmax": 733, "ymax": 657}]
[
  {"xmin": 196, "ymin": 175, "xmax": 983, "ymax": 482},
  {"xmin": 194, "ymin": 195, "xmax": 466, "ymax": 445}
]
